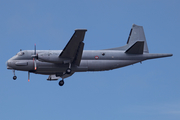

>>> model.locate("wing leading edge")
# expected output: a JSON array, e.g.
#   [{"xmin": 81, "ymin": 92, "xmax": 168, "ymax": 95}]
[{"xmin": 59, "ymin": 29, "xmax": 87, "ymax": 66}]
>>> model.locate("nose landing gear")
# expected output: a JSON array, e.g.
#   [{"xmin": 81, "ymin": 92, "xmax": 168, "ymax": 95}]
[
  {"xmin": 13, "ymin": 70, "xmax": 17, "ymax": 80},
  {"xmin": 13, "ymin": 76, "xmax": 17, "ymax": 80}
]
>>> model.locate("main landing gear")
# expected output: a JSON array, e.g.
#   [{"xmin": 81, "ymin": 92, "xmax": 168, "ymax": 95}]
[
  {"xmin": 66, "ymin": 68, "xmax": 71, "ymax": 74},
  {"xmin": 66, "ymin": 63, "xmax": 72, "ymax": 74},
  {"xmin": 59, "ymin": 80, "xmax": 64, "ymax": 86},
  {"xmin": 13, "ymin": 70, "xmax": 17, "ymax": 80},
  {"xmin": 58, "ymin": 63, "xmax": 72, "ymax": 86}
]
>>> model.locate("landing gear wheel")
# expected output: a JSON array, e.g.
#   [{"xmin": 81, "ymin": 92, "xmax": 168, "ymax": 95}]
[
  {"xmin": 13, "ymin": 76, "xmax": 17, "ymax": 80},
  {"xmin": 66, "ymin": 68, "xmax": 71, "ymax": 74},
  {"xmin": 59, "ymin": 80, "xmax": 64, "ymax": 86}
]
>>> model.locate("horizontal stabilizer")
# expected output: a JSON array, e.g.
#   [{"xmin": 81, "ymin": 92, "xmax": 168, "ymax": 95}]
[{"xmin": 125, "ymin": 41, "xmax": 144, "ymax": 54}]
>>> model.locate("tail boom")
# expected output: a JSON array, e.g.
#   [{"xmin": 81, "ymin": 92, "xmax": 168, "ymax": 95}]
[{"xmin": 143, "ymin": 53, "xmax": 173, "ymax": 60}]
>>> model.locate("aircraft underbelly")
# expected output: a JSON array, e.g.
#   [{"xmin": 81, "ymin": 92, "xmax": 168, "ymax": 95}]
[
  {"xmin": 36, "ymin": 60, "xmax": 88, "ymax": 74},
  {"xmin": 87, "ymin": 60, "xmax": 140, "ymax": 71},
  {"xmin": 37, "ymin": 62, "xmax": 66, "ymax": 72}
]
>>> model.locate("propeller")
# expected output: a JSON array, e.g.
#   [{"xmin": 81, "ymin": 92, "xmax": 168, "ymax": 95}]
[
  {"xmin": 31, "ymin": 44, "xmax": 38, "ymax": 70},
  {"xmin": 29, "ymin": 44, "xmax": 38, "ymax": 82}
]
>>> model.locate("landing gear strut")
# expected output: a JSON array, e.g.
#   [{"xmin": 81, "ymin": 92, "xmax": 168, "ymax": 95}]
[
  {"xmin": 66, "ymin": 63, "xmax": 72, "ymax": 74},
  {"xmin": 59, "ymin": 80, "xmax": 64, "ymax": 86},
  {"xmin": 13, "ymin": 70, "xmax": 17, "ymax": 80},
  {"xmin": 66, "ymin": 68, "xmax": 71, "ymax": 74},
  {"xmin": 58, "ymin": 63, "xmax": 72, "ymax": 86}
]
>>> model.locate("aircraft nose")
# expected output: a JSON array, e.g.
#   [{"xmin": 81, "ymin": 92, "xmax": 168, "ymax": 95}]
[{"xmin": 6, "ymin": 60, "xmax": 12, "ymax": 69}]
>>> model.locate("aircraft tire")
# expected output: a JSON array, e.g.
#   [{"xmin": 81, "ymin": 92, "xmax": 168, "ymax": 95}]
[
  {"xmin": 13, "ymin": 76, "xmax": 17, "ymax": 80},
  {"xmin": 59, "ymin": 80, "xmax": 64, "ymax": 86}
]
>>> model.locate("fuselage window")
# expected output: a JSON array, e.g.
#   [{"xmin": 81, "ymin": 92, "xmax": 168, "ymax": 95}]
[{"xmin": 17, "ymin": 52, "xmax": 25, "ymax": 56}]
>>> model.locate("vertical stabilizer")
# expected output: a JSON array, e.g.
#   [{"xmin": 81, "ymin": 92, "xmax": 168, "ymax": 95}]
[
  {"xmin": 127, "ymin": 24, "xmax": 149, "ymax": 53},
  {"xmin": 107, "ymin": 24, "xmax": 149, "ymax": 53}
]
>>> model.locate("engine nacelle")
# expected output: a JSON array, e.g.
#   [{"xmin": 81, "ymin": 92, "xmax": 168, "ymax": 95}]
[{"xmin": 38, "ymin": 53, "xmax": 69, "ymax": 63}]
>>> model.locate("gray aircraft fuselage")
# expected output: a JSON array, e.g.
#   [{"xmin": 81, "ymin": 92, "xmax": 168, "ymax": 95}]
[{"xmin": 7, "ymin": 50, "xmax": 172, "ymax": 74}]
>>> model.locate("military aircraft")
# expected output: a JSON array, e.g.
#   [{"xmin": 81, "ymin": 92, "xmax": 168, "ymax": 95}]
[{"xmin": 6, "ymin": 24, "xmax": 172, "ymax": 86}]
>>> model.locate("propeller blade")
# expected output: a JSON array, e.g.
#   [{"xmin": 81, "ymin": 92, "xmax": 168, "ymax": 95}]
[
  {"xmin": 34, "ymin": 44, "xmax": 36, "ymax": 55},
  {"xmin": 28, "ymin": 72, "xmax": 30, "ymax": 82},
  {"xmin": 34, "ymin": 59, "xmax": 37, "ymax": 70},
  {"xmin": 33, "ymin": 44, "xmax": 37, "ymax": 70},
  {"xmin": 33, "ymin": 58, "xmax": 37, "ymax": 70}
]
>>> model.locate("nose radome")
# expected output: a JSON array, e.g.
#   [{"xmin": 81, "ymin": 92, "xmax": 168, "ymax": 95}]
[
  {"xmin": 6, "ymin": 60, "xmax": 12, "ymax": 69},
  {"xmin": 6, "ymin": 60, "xmax": 9, "ymax": 66}
]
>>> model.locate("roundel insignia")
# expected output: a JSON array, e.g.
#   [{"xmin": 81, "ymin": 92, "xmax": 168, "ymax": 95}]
[{"xmin": 95, "ymin": 56, "xmax": 99, "ymax": 59}]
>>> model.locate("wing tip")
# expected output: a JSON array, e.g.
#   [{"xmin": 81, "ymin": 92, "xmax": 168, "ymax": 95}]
[{"xmin": 75, "ymin": 29, "xmax": 87, "ymax": 32}]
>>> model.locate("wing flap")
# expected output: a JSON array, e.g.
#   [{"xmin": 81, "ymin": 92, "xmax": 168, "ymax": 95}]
[{"xmin": 73, "ymin": 42, "xmax": 84, "ymax": 66}]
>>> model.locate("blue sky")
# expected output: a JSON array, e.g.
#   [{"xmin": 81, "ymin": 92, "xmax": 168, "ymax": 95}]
[{"xmin": 0, "ymin": 0, "xmax": 179, "ymax": 120}]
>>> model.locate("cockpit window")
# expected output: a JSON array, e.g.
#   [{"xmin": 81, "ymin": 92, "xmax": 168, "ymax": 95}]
[{"xmin": 17, "ymin": 51, "xmax": 25, "ymax": 56}]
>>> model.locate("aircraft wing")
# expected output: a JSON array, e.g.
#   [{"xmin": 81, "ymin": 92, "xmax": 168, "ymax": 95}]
[{"xmin": 59, "ymin": 29, "xmax": 87, "ymax": 66}]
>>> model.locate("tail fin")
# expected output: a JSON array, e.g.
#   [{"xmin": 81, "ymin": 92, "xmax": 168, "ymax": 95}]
[
  {"xmin": 126, "ymin": 24, "xmax": 149, "ymax": 53},
  {"xmin": 107, "ymin": 24, "xmax": 149, "ymax": 53}
]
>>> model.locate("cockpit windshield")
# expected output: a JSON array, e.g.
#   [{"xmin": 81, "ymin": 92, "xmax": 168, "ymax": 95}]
[{"xmin": 17, "ymin": 51, "xmax": 25, "ymax": 56}]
